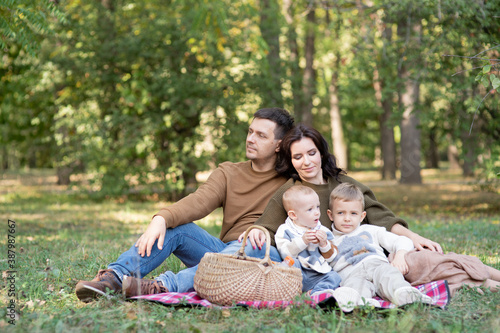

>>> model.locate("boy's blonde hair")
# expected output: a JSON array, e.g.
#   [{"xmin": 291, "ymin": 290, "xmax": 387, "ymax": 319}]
[
  {"xmin": 282, "ymin": 185, "xmax": 317, "ymax": 212},
  {"xmin": 329, "ymin": 183, "xmax": 365, "ymax": 210}
]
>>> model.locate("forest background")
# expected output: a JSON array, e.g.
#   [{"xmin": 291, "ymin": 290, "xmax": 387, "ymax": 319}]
[
  {"xmin": 1, "ymin": 1, "xmax": 500, "ymax": 331},
  {"xmin": 1, "ymin": 0, "xmax": 499, "ymax": 198}
]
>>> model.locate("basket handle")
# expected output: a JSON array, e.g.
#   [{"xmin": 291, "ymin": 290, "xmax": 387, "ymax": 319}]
[{"xmin": 236, "ymin": 225, "xmax": 273, "ymax": 268}]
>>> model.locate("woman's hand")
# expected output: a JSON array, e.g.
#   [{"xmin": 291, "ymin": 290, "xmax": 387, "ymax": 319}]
[
  {"xmin": 135, "ymin": 215, "xmax": 166, "ymax": 257},
  {"xmin": 410, "ymin": 233, "xmax": 443, "ymax": 253},
  {"xmin": 391, "ymin": 223, "xmax": 443, "ymax": 253},
  {"xmin": 238, "ymin": 228, "xmax": 266, "ymax": 250}
]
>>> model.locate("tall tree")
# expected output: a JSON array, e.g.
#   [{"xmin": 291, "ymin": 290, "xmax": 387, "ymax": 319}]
[
  {"xmin": 282, "ymin": 0, "xmax": 303, "ymax": 116},
  {"xmin": 373, "ymin": 22, "xmax": 397, "ymax": 179},
  {"xmin": 259, "ymin": 0, "xmax": 283, "ymax": 107},
  {"xmin": 325, "ymin": 6, "xmax": 347, "ymax": 169},
  {"xmin": 397, "ymin": 13, "xmax": 423, "ymax": 184},
  {"xmin": 299, "ymin": 7, "xmax": 316, "ymax": 126}
]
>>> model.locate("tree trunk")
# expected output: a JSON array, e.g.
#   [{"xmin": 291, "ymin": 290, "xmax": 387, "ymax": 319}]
[
  {"xmin": 57, "ymin": 166, "xmax": 72, "ymax": 185},
  {"xmin": 427, "ymin": 127, "xmax": 439, "ymax": 168},
  {"xmin": 283, "ymin": 0, "xmax": 303, "ymax": 117},
  {"xmin": 259, "ymin": 0, "xmax": 283, "ymax": 107},
  {"xmin": 446, "ymin": 134, "xmax": 461, "ymax": 169},
  {"xmin": 399, "ymin": 82, "xmax": 422, "ymax": 184},
  {"xmin": 461, "ymin": 132, "xmax": 476, "ymax": 177},
  {"xmin": 373, "ymin": 13, "xmax": 397, "ymax": 180},
  {"xmin": 398, "ymin": 21, "xmax": 422, "ymax": 184},
  {"xmin": 329, "ymin": 61, "xmax": 348, "ymax": 169},
  {"xmin": 28, "ymin": 149, "xmax": 37, "ymax": 168},
  {"xmin": 299, "ymin": 8, "xmax": 315, "ymax": 126},
  {"xmin": 2, "ymin": 145, "xmax": 8, "ymax": 170},
  {"xmin": 460, "ymin": 105, "xmax": 477, "ymax": 177},
  {"xmin": 447, "ymin": 145, "xmax": 461, "ymax": 169},
  {"xmin": 325, "ymin": 8, "xmax": 347, "ymax": 169},
  {"xmin": 457, "ymin": 87, "xmax": 477, "ymax": 177},
  {"xmin": 373, "ymin": 68, "xmax": 397, "ymax": 180}
]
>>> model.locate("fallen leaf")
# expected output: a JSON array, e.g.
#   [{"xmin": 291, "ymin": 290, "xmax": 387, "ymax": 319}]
[
  {"xmin": 156, "ymin": 320, "xmax": 166, "ymax": 327},
  {"xmin": 126, "ymin": 310, "xmax": 137, "ymax": 320}
]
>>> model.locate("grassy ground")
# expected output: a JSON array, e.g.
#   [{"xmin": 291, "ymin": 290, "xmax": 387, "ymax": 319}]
[{"xmin": 0, "ymin": 168, "xmax": 499, "ymax": 332}]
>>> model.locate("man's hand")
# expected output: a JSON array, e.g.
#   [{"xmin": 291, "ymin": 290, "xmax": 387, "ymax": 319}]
[
  {"xmin": 135, "ymin": 215, "xmax": 166, "ymax": 257},
  {"xmin": 315, "ymin": 230, "xmax": 328, "ymax": 247},
  {"xmin": 391, "ymin": 250, "xmax": 409, "ymax": 275},
  {"xmin": 238, "ymin": 228, "xmax": 266, "ymax": 250}
]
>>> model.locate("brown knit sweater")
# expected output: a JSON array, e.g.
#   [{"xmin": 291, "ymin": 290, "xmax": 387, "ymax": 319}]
[
  {"xmin": 255, "ymin": 175, "xmax": 409, "ymax": 246},
  {"xmin": 155, "ymin": 161, "xmax": 287, "ymax": 242}
]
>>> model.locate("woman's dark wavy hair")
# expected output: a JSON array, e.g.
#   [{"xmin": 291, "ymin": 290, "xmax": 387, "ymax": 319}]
[{"xmin": 276, "ymin": 124, "xmax": 345, "ymax": 182}]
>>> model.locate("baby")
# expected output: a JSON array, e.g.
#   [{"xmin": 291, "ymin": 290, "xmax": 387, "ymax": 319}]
[{"xmin": 275, "ymin": 185, "xmax": 341, "ymax": 295}]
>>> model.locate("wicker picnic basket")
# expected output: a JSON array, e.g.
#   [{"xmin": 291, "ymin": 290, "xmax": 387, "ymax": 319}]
[{"xmin": 193, "ymin": 225, "xmax": 303, "ymax": 306}]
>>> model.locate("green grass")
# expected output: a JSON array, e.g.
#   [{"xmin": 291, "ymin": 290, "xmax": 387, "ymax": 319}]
[{"xmin": 1, "ymin": 169, "xmax": 499, "ymax": 332}]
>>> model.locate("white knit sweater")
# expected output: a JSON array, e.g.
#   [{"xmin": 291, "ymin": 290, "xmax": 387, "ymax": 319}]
[
  {"xmin": 330, "ymin": 224, "xmax": 414, "ymax": 279},
  {"xmin": 275, "ymin": 218, "xmax": 337, "ymax": 273}
]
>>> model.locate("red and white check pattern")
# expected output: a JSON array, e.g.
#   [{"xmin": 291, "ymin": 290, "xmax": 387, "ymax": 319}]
[{"xmin": 132, "ymin": 280, "xmax": 450, "ymax": 310}]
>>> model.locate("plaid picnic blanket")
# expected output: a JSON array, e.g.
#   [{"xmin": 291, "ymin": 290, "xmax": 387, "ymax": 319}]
[{"xmin": 132, "ymin": 280, "xmax": 449, "ymax": 310}]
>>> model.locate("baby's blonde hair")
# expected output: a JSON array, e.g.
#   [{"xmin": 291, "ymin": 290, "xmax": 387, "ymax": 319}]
[
  {"xmin": 282, "ymin": 185, "xmax": 317, "ymax": 212},
  {"xmin": 329, "ymin": 183, "xmax": 365, "ymax": 210}
]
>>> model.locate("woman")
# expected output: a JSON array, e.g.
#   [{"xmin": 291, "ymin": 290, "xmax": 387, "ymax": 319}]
[{"xmin": 241, "ymin": 124, "xmax": 442, "ymax": 253}]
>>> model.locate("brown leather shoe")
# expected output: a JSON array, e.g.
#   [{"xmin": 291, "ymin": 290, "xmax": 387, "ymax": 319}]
[
  {"xmin": 122, "ymin": 276, "xmax": 168, "ymax": 297},
  {"xmin": 75, "ymin": 269, "xmax": 122, "ymax": 302}
]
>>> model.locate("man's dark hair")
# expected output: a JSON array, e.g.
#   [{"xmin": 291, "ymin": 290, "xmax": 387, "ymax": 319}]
[{"xmin": 253, "ymin": 107, "xmax": 295, "ymax": 140}]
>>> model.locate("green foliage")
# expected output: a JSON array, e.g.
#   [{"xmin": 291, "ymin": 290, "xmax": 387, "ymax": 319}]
[
  {"xmin": 1, "ymin": 0, "xmax": 277, "ymax": 197},
  {"xmin": 2, "ymin": 0, "xmax": 500, "ymax": 196},
  {"xmin": 0, "ymin": 0, "xmax": 65, "ymax": 56}
]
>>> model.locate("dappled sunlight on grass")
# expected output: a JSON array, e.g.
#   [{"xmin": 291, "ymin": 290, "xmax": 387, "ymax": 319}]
[
  {"xmin": 370, "ymin": 182, "xmax": 499, "ymax": 220},
  {"xmin": 483, "ymin": 256, "xmax": 500, "ymax": 267},
  {"xmin": 111, "ymin": 211, "xmax": 152, "ymax": 224}
]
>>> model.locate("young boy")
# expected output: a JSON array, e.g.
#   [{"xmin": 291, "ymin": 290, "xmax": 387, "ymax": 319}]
[
  {"xmin": 275, "ymin": 185, "xmax": 341, "ymax": 295},
  {"xmin": 327, "ymin": 182, "xmax": 433, "ymax": 307}
]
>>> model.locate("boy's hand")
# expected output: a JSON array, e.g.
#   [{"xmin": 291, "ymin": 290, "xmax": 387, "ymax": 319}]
[
  {"xmin": 391, "ymin": 250, "xmax": 409, "ymax": 275},
  {"xmin": 135, "ymin": 215, "xmax": 166, "ymax": 257},
  {"xmin": 315, "ymin": 230, "xmax": 328, "ymax": 247},
  {"xmin": 302, "ymin": 230, "xmax": 318, "ymax": 244}
]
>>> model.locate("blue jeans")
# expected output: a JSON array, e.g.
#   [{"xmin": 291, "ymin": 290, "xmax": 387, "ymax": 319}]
[
  {"xmin": 109, "ymin": 222, "xmax": 281, "ymax": 292},
  {"xmin": 301, "ymin": 268, "xmax": 342, "ymax": 294}
]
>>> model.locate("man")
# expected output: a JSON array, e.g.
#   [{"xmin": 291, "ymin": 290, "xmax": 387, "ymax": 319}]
[{"xmin": 76, "ymin": 108, "xmax": 294, "ymax": 302}]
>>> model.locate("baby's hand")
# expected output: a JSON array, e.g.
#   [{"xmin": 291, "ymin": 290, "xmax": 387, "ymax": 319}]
[
  {"xmin": 302, "ymin": 230, "xmax": 318, "ymax": 244},
  {"xmin": 315, "ymin": 230, "xmax": 328, "ymax": 247}
]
